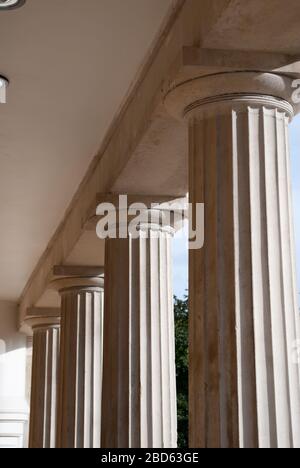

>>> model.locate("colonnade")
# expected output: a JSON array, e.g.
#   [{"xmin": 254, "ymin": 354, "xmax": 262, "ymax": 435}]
[{"xmin": 27, "ymin": 72, "xmax": 300, "ymax": 448}]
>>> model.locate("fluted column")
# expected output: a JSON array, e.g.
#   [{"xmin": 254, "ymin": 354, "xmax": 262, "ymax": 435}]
[
  {"xmin": 165, "ymin": 72, "xmax": 300, "ymax": 448},
  {"xmin": 51, "ymin": 277, "xmax": 104, "ymax": 448},
  {"xmin": 27, "ymin": 314, "xmax": 60, "ymax": 448},
  {"xmin": 101, "ymin": 208, "xmax": 177, "ymax": 448}
]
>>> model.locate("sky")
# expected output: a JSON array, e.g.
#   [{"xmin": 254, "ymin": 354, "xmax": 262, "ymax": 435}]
[
  {"xmin": 172, "ymin": 115, "xmax": 300, "ymax": 303},
  {"xmin": 290, "ymin": 115, "xmax": 300, "ymax": 307}
]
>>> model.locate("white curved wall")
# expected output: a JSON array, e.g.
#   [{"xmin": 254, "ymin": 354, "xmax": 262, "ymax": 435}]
[{"xmin": 0, "ymin": 302, "xmax": 29, "ymax": 448}]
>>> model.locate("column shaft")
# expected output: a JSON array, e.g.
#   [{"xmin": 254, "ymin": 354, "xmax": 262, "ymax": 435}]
[
  {"xmin": 101, "ymin": 228, "xmax": 177, "ymax": 448},
  {"xmin": 29, "ymin": 323, "xmax": 60, "ymax": 448},
  {"xmin": 56, "ymin": 282, "xmax": 104, "ymax": 448},
  {"xmin": 188, "ymin": 105, "xmax": 300, "ymax": 448}
]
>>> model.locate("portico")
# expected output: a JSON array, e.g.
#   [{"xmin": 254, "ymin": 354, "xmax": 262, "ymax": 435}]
[{"xmin": 0, "ymin": 0, "xmax": 300, "ymax": 449}]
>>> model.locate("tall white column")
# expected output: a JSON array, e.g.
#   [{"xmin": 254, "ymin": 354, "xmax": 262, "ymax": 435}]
[
  {"xmin": 165, "ymin": 71, "xmax": 300, "ymax": 448},
  {"xmin": 101, "ymin": 208, "xmax": 178, "ymax": 448},
  {"xmin": 27, "ymin": 314, "xmax": 60, "ymax": 448},
  {"xmin": 51, "ymin": 277, "xmax": 104, "ymax": 448}
]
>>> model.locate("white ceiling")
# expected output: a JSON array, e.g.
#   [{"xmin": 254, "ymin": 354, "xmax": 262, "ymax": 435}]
[{"xmin": 0, "ymin": 0, "xmax": 172, "ymax": 300}]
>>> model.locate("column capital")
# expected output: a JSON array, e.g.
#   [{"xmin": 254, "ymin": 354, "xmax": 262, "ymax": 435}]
[
  {"xmin": 25, "ymin": 308, "xmax": 60, "ymax": 332},
  {"xmin": 94, "ymin": 193, "xmax": 187, "ymax": 239},
  {"xmin": 50, "ymin": 276, "xmax": 104, "ymax": 295},
  {"xmin": 164, "ymin": 71, "xmax": 299, "ymax": 120}
]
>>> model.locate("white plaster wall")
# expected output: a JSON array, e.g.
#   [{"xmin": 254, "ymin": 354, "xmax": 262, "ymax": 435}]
[{"xmin": 0, "ymin": 301, "xmax": 29, "ymax": 448}]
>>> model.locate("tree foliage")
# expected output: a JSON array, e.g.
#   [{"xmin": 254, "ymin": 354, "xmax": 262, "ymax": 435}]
[{"xmin": 174, "ymin": 295, "xmax": 188, "ymax": 448}]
